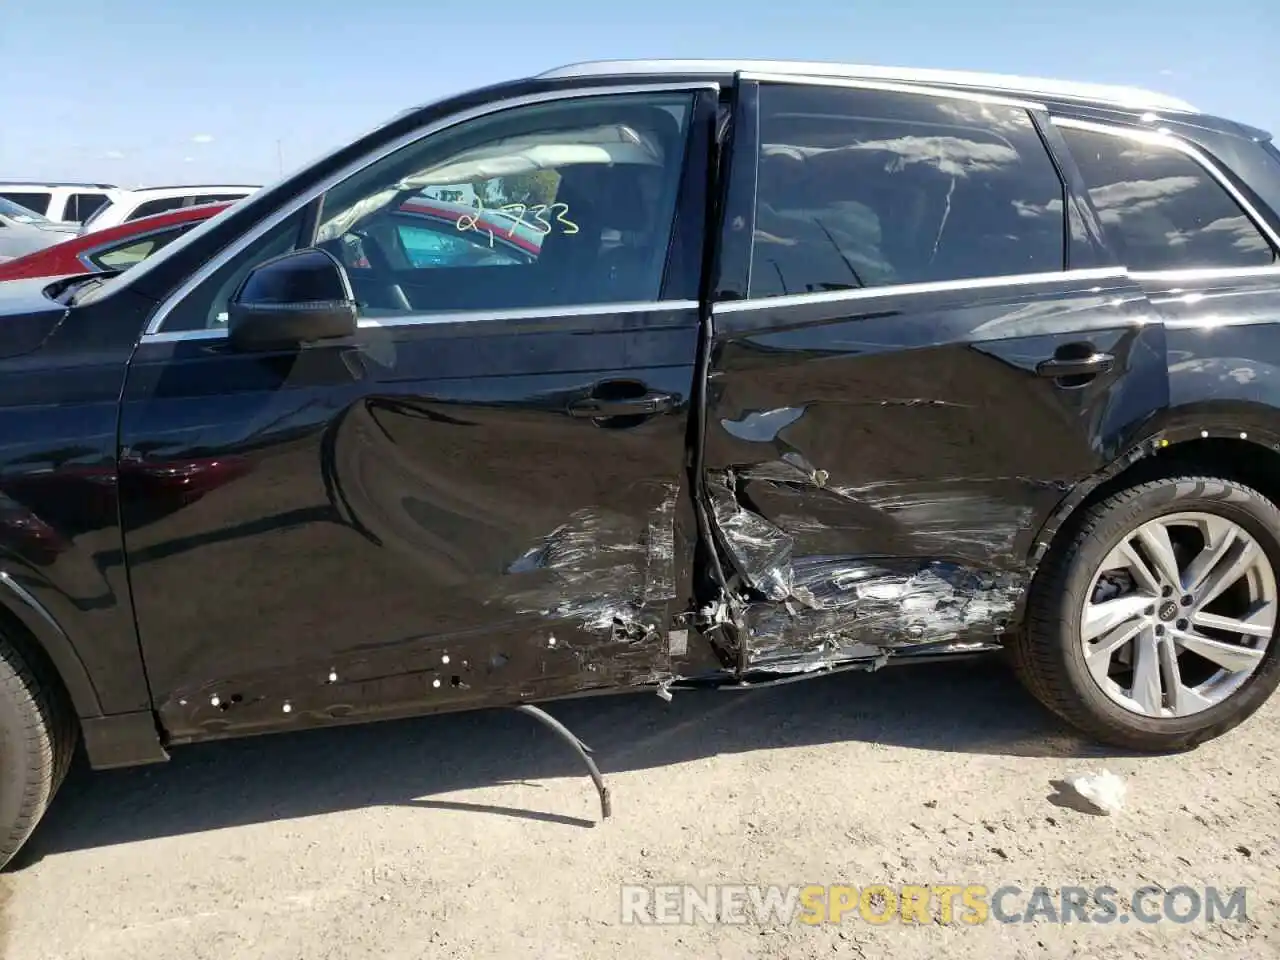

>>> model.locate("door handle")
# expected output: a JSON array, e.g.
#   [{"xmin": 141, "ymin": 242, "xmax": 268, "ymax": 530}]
[
  {"xmin": 567, "ymin": 391, "xmax": 676, "ymax": 418},
  {"xmin": 1036, "ymin": 352, "xmax": 1115, "ymax": 380}
]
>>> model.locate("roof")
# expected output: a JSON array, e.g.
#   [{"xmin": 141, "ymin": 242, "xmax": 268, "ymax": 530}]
[
  {"xmin": 536, "ymin": 59, "xmax": 1199, "ymax": 114},
  {"xmin": 0, "ymin": 181, "xmax": 119, "ymax": 190},
  {"xmin": 133, "ymin": 184, "xmax": 260, "ymax": 193}
]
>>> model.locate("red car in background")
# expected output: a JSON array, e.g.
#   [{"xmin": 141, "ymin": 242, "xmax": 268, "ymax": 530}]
[{"xmin": 0, "ymin": 201, "xmax": 233, "ymax": 281}]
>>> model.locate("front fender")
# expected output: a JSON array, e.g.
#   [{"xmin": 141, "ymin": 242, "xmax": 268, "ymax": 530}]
[{"xmin": 0, "ymin": 568, "xmax": 101, "ymax": 718}]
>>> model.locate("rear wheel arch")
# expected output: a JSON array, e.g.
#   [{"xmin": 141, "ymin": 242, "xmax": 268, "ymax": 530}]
[
  {"xmin": 1004, "ymin": 424, "xmax": 1280, "ymax": 636},
  {"xmin": 1028, "ymin": 427, "xmax": 1280, "ymax": 574}
]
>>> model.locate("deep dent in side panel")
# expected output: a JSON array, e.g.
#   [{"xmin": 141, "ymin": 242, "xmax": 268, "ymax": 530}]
[
  {"xmin": 706, "ymin": 455, "xmax": 1026, "ymax": 672},
  {"xmin": 157, "ymin": 479, "xmax": 682, "ymax": 740}
]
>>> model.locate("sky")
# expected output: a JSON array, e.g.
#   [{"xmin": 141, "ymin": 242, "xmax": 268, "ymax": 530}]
[{"xmin": 2, "ymin": 0, "xmax": 1277, "ymax": 188}]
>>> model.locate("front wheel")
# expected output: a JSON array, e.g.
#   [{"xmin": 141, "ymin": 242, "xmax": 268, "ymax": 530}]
[
  {"xmin": 1013, "ymin": 476, "xmax": 1280, "ymax": 751},
  {"xmin": 0, "ymin": 635, "xmax": 73, "ymax": 869}
]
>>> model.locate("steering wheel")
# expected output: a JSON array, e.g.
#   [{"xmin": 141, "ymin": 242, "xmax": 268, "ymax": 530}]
[{"xmin": 319, "ymin": 230, "xmax": 413, "ymax": 313}]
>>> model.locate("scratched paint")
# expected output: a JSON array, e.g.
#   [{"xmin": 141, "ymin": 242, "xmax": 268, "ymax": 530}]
[
  {"xmin": 503, "ymin": 482, "xmax": 679, "ymax": 636},
  {"xmin": 708, "ymin": 465, "xmax": 1024, "ymax": 671}
]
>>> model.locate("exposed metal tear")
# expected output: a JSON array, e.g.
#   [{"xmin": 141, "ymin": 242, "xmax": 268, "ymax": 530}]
[
  {"xmin": 708, "ymin": 471, "xmax": 795, "ymax": 601},
  {"xmin": 501, "ymin": 483, "xmax": 678, "ymax": 639},
  {"xmin": 745, "ymin": 556, "xmax": 1019, "ymax": 672},
  {"xmin": 708, "ymin": 466, "xmax": 1022, "ymax": 672}
]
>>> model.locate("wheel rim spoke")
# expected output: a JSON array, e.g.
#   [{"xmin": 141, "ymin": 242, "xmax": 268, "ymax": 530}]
[
  {"xmin": 1172, "ymin": 628, "xmax": 1265, "ymax": 673},
  {"xmin": 1181, "ymin": 516, "xmax": 1238, "ymax": 593},
  {"xmin": 1136, "ymin": 522, "xmax": 1182, "ymax": 590},
  {"xmin": 1194, "ymin": 536, "xmax": 1259, "ymax": 611},
  {"xmin": 1159, "ymin": 641, "xmax": 1215, "ymax": 716},
  {"xmin": 1082, "ymin": 594, "xmax": 1152, "ymax": 642},
  {"xmin": 1084, "ymin": 618, "xmax": 1144, "ymax": 687},
  {"xmin": 1191, "ymin": 605, "xmax": 1275, "ymax": 639},
  {"xmin": 1101, "ymin": 539, "xmax": 1161, "ymax": 595},
  {"xmin": 1130, "ymin": 626, "xmax": 1164, "ymax": 715}
]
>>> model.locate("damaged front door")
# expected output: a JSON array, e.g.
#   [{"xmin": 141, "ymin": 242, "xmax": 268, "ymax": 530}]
[
  {"xmin": 120, "ymin": 84, "xmax": 717, "ymax": 740},
  {"xmin": 701, "ymin": 76, "xmax": 1169, "ymax": 673}
]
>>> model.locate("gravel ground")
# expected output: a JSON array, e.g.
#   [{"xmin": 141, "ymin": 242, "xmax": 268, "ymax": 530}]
[{"xmin": 1, "ymin": 657, "xmax": 1276, "ymax": 959}]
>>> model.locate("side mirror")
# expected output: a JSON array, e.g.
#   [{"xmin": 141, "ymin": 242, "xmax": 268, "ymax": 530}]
[{"xmin": 227, "ymin": 247, "xmax": 357, "ymax": 351}]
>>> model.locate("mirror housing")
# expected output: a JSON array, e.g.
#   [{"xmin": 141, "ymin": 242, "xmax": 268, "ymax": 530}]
[{"xmin": 227, "ymin": 247, "xmax": 357, "ymax": 351}]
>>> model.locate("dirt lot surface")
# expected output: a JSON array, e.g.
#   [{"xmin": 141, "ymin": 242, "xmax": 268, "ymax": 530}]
[{"xmin": 1, "ymin": 658, "xmax": 1276, "ymax": 959}]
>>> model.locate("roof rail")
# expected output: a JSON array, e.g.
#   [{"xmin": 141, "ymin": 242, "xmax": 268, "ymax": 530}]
[
  {"xmin": 0, "ymin": 180, "xmax": 119, "ymax": 189},
  {"xmin": 535, "ymin": 59, "xmax": 1199, "ymax": 113},
  {"xmin": 134, "ymin": 184, "xmax": 261, "ymax": 192}
]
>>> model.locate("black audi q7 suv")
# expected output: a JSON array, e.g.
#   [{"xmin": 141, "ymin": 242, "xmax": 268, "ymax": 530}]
[{"xmin": 1, "ymin": 59, "xmax": 1280, "ymax": 868}]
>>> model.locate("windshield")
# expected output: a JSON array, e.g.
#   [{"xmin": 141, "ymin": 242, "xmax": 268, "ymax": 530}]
[
  {"xmin": 1264, "ymin": 140, "xmax": 1280, "ymax": 170},
  {"xmin": 0, "ymin": 197, "xmax": 51, "ymax": 225}
]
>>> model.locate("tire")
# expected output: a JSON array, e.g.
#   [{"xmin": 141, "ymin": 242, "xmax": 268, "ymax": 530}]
[
  {"xmin": 0, "ymin": 634, "xmax": 74, "ymax": 870},
  {"xmin": 1012, "ymin": 475, "xmax": 1280, "ymax": 751}
]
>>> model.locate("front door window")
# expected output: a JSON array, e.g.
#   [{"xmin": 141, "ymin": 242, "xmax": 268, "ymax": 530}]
[{"xmin": 157, "ymin": 91, "xmax": 695, "ymax": 332}]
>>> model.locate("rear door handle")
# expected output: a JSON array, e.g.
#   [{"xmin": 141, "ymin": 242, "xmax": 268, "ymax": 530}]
[
  {"xmin": 1036, "ymin": 352, "xmax": 1115, "ymax": 379},
  {"xmin": 568, "ymin": 391, "xmax": 676, "ymax": 418}
]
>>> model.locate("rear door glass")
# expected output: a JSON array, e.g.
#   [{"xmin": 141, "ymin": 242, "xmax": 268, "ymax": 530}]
[{"xmin": 749, "ymin": 83, "xmax": 1067, "ymax": 297}]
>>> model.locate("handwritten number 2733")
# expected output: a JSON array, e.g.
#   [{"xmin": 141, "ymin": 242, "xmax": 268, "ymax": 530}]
[{"xmin": 455, "ymin": 201, "xmax": 578, "ymax": 247}]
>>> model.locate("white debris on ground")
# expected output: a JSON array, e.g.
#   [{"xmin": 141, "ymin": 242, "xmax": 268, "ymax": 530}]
[{"xmin": 1063, "ymin": 768, "xmax": 1128, "ymax": 815}]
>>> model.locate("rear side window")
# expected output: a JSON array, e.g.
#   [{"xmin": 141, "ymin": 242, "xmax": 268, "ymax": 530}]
[
  {"xmin": 1059, "ymin": 126, "xmax": 1277, "ymax": 271},
  {"xmin": 65, "ymin": 193, "xmax": 110, "ymax": 222},
  {"xmin": 127, "ymin": 197, "xmax": 187, "ymax": 221},
  {"xmin": 749, "ymin": 84, "xmax": 1066, "ymax": 297},
  {"xmin": 0, "ymin": 192, "xmax": 51, "ymax": 216}
]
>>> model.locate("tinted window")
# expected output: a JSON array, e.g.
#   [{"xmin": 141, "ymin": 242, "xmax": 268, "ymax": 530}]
[
  {"xmin": 162, "ymin": 92, "xmax": 692, "ymax": 332},
  {"xmin": 128, "ymin": 197, "xmax": 187, "ymax": 220},
  {"xmin": 1060, "ymin": 126, "xmax": 1277, "ymax": 271},
  {"xmin": 161, "ymin": 211, "xmax": 307, "ymax": 331},
  {"xmin": 749, "ymin": 85, "xmax": 1066, "ymax": 298},
  {"xmin": 0, "ymin": 192, "xmax": 51, "ymax": 216},
  {"xmin": 87, "ymin": 225, "xmax": 191, "ymax": 271},
  {"xmin": 66, "ymin": 193, "xmax": 110, "ymax": 222},
  {"xmin": 314, "ymin": 91, "xmax": 692, "ymax": 315},
  {"xmin": 394, "ymin": 218, "xmax": 530, "ymax": 268}
]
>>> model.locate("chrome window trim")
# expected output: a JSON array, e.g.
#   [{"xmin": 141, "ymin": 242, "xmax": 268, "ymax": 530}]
[
  {"xmin": 1051, "ymin": 117, "xmax": 1280, "ymax": 256},
  {"xmin": 141, "ymin": 328, "xmax": 230, "ymax": 344},
  {"xmin": 76, "ymin": 222, "xmax": 191, "ymax": 272},
  {"xmin": 741, "ymin": 70, "xmax": 1047, "ymax": 113},
  {"xmin": 138, "ymin": 300, "xmax": 702, "ymax": 344},
  {"xmin": 1129, "ymin": 265, "xmax": 1280, "ymax": 283},
  {"xmin": 140, "ymin": 81, "xmax": 718, "ymax": 337},
  {"xmin": 712, "ymin": 267, "xmax": 1130, "ymax": 314}
]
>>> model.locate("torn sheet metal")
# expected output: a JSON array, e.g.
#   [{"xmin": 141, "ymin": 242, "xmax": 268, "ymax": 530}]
[
  {"xmin": 709, "ymin": 465, "xmax": 1023, "ymax": 671},
  {"xmin": 744, "ymin": 556, "xmax": 1019, "ymax": 672},
  {"xmin": 501, "ymin": 481, "xmax": 678, "ymax": 639}
]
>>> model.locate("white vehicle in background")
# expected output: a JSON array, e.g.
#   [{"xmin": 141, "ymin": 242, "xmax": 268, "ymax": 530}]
[
  {"xmin": 0, "ymin": 196, "xmax": 78, "ymax": 260},
  {"xmin": 0, "ymin": 182, "xmax": 127, "ymax": 226},
  {"xmin": 79, "ymin": 184, "xmax": 259, "ymax": 233}
]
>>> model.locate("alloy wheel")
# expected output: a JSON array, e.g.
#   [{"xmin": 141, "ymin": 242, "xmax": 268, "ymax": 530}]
[{"xmin": 1080, "ymin": 511, "xmax": 1275, "ymax": 717}]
